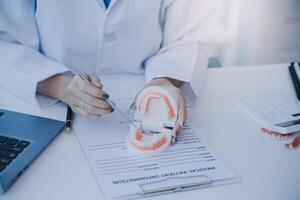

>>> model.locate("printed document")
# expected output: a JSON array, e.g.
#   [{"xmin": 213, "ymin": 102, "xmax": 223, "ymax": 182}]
[{"xmin": 74, "ymin": 98, "xmax": 237, "ymax": 199}]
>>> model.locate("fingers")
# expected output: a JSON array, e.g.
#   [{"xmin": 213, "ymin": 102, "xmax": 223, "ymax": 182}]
[
  {"xmin": 74, "ymin": 75, "xmax": 108, "ymax": 99},
  {"xmin": 181, "ymin": 95, "xmax": 187, "ymax": 121},
  {"xmin": 70, "ymin": 96, "xmax": 112, "ymax": 116},
  {"xmin": 171, "ymin": 110, "xmax": 185, "ymax": 144},
  {"xmin": 84, "ymin": 103, "xmax": 112, "ymax": 116},
  {"xmin": 73, "ymin": 75, "xmax": 110, "ymax": 107},
  {"xmin": 78, "ymin": 93, "xmax": 110, "ymax": 109},
  {"xmin": 171, "ymin": 122, "xmax": 182, "ymax": 144},
  {"xmin": 177, "ymin": 98, "xmax": 187, "ymax": 127},
  {"xmin": 89, "ymin": 75, "xmax": 103, "ymax": 89},
  {"xmin": 66, "ymin": 75, "xmax": 113, "ymax": 119},
  {"xmin": 171, "ymin": 94, "xmax": 187, "ymax": 144},
  {"xmin": 71, "ymin": 105, "xmax": 100, "ymax": 120}
]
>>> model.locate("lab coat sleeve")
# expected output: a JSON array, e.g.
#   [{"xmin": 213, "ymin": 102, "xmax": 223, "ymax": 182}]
[
  {"xmin": 145, "ymin": 0, "xmax": 217, "ymax": 106},
  {"xmin": 0, "ymin": 1, "xmax": 69, "ymax": 107}
]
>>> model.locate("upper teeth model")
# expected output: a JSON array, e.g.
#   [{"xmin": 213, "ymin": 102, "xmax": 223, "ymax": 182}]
[{"xmin": 127, "ymin": 85, "xmax": 179, "ymax": 155}]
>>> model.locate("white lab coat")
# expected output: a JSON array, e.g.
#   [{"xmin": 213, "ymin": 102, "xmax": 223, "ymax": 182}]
[{"xmin": 0, "ymin": 0, "xmax": 216, "ymax": 107}]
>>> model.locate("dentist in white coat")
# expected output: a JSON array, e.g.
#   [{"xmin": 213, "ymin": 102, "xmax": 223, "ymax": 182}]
[{"xmin": 0, "ymin": 0, "xmax": 216, "ymax": 143}]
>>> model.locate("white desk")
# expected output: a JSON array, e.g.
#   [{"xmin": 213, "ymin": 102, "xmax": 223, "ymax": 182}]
[{"xmin": 0, "ymin": 64, "xmax": 299, "ymax": 200}]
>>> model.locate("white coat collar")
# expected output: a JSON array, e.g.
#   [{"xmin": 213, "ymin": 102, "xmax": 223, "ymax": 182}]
[{"xmin": 101, "ymin": 0, "xmax": 119, "ymax": 10}]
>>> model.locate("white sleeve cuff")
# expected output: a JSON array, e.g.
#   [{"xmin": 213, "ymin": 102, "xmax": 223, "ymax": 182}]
[
  {"xmin": 10, "ymin": 64, "xmax": 69, "ymax": 108},
  {"xmin": 0, "ymin": 43, "xmax": 70, "ymax": 108},
  {"xmin": 35, "ymin": 94, "xmax": 59, "ymax": 108},
  {"xmin": 34, "ymin": 71, "xmax": 74, "ymax": 108},
  {"xmin": 145, "ymin": 46, "xmax": 208, "ymax": 107},
  {"xmin": 180, "ymin": 82, "xmax": 197, "ymax": 107}
]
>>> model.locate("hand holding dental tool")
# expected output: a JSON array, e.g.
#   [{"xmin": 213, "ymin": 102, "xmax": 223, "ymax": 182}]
[
  {"xmin": 78, "ymin": 74, "xmax": 141, "ymax": 130},
  {"xmin": 63, "ymin": 73, "xmax": 112, "ymax": 119},
  {"xmin": 79, "ymin": 74, "xmax": 169, "ymax": 136},
  {"xmin": 77, "ymin": 74, "xmax": 186, "ymax": 155}
]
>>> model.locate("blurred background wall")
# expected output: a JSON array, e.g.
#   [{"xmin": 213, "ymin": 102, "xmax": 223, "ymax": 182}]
[{"xmin": 211, "ymin": 0, "xmax": 300, "ymax": 67}]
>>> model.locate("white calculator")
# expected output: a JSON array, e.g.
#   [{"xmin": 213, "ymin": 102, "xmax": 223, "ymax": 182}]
[{"xmin": 235, "ymin": 91, "xmax": 300, "ymax": 134}]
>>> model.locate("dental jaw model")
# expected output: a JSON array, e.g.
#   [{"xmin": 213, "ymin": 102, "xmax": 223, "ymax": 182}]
[{"xmin": 128, "ymin": 85, "xmax": 179, "ymax": 155}]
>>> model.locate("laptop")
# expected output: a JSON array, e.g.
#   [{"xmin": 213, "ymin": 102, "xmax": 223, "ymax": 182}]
[{"xmin": 0, "ymin": 109, "xmax": 65, "ymax": 193}]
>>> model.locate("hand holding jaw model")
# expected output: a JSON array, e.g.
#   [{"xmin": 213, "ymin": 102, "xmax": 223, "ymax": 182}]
[{"xmin": 127, "ymin": 85, "xmax": 180, "ymax": 155}]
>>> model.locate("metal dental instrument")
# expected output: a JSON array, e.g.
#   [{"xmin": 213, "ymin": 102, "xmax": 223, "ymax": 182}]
[
  {"xmin": 105, "ymin": 98, "xmax": 141, "ymax": 131},
  {"xmin": 106, "ymin": 98, "xmax": 160, "ymax": 135}
]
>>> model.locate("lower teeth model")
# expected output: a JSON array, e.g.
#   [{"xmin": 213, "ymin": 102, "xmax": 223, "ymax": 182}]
[{"xmin": 127, "ymin": 85, "xmax": 179, "ymax": 155}]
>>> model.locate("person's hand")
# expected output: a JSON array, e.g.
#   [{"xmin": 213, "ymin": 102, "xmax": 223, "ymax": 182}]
[
  {"xmin": 37, "ymin": 74, "xmax": 113, "ymax": 119},
  {"xmin": 62, "ymin": 75, "xmax": 113, "ymax": 119},
  {"xmin": 132, "ymin": 78, "xmax": 187, "ymax": 144}
]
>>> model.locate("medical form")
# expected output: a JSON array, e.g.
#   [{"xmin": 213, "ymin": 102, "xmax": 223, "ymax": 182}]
[{"xmin": 74, "ymin": 98, "xmax": 238, "ymax": 200}]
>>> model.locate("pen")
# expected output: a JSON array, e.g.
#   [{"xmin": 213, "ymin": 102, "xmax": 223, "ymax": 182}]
[
  {"xmin": 65, "ymin": 105, "xmax": 73, "ymax": 133},
  {"xmin": 289, "ymin": 62, "xmax": 300, "ymax": 101}
]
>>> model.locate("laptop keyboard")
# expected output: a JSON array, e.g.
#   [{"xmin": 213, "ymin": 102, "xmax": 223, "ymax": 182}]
[{"xmin": 0, "ymin": 135, "xmax": 30, "ymax": 172}]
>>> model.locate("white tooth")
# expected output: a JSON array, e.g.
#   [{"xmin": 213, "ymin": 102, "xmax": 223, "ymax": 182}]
[{"xmin": 276, "ymin": 135, "xmax": 280, "ymax": 139}]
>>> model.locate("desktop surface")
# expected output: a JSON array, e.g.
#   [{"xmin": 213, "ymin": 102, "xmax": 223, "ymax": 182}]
[{"xmin": 0, "ymin": 63, "xmax": 299, "ymax": 200}]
